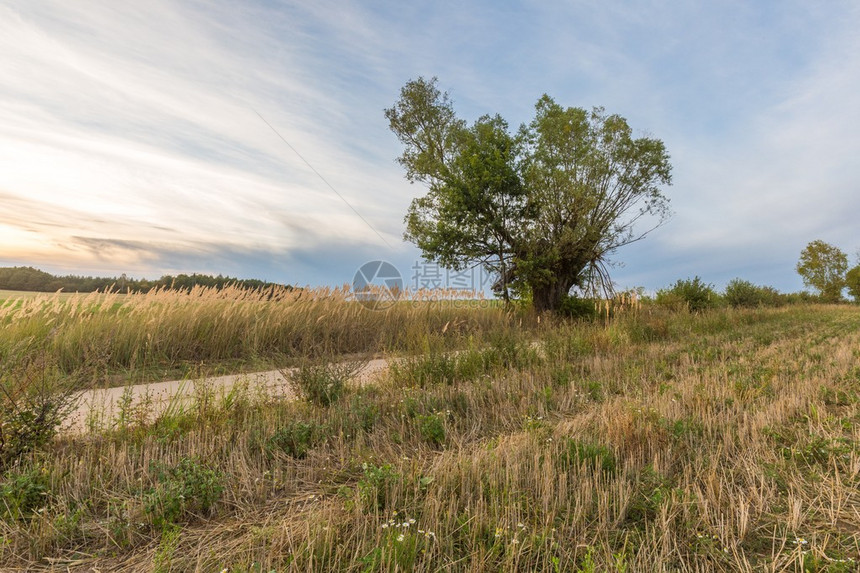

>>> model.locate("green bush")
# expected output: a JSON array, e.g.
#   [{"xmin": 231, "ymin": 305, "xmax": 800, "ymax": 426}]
[
  {"xmin": 357, "ymin": 462, "xmax": 400, "ymax": 511},
  {"xmin": 724, "ymin": 279, "xmax": 761, "ymax": 308},
  {"xmin": 558, "ymin": 294, "xmax": 597, "ymax": 319},
  {"xmin": 847, "ymin": 265, "xmax": 860, "ymax": 303},
  {"xmin": 144, "ymin": 457, "xmax": 224, "ymax": 530},
  {"xmin": 781, "ymin": 291, "xmax": 821, "ymax": 305},
  {"xmin": 346, "ymin": 393, "xmax": 380, "ymax": 433},
  {"xmin": 268, "ymin": 420, "xmax": 327, "ymax": 458},
  {"xmin": 416, "ymin": 413, "xmax": 446, "ymax": 446},
  {"xmin": 656, "ymin": 277, "xmax": 719, "ymax": 312},
  {"xmin": 724, "ymin": 279, "xmax": 784, "ymax": 308},
  {"xmin": 0, "ymin": 465, "xmax": 51, "ymax": 520}
]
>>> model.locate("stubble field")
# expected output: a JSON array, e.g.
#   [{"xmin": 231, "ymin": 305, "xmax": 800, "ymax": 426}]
[{"xmin": 1, "ymin": 288, "xmax": 859, "ymax": 571}]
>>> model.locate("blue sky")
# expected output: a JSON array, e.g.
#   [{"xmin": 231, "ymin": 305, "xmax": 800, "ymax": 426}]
[{"xmin": 1, "ymin": 1, "xmax": 858, "ymax": 293}]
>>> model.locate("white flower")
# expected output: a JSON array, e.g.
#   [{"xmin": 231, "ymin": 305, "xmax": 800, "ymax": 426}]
[{"xmin": 397, "ymin": 534, "xmax": 405, "ymax": 542}]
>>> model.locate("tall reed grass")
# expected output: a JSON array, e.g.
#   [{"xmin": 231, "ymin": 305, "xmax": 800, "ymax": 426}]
[{"xmin": 0, "ymin": 286, "xmax": 519, "ymax": 385}]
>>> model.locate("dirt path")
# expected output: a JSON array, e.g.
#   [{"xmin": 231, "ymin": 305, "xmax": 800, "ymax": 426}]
[{"xmin": 62, "ymin": 358, "xmax": 391, "ymax": 434}]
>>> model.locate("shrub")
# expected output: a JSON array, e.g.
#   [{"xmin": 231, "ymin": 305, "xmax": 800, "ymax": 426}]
[
  {"xmin": 416, "ymin": 413, "xmax": 446, "ymax": 446},
  {"xmin": 391, "ymin": 353, "xmax": 459, "ymax": 387},
  {"xmin": 286, "ymin": 359, "xmax": 366, "ymax": 407},
  {"xmin": 144, "ymin": 457, "xmax": 224, "ymax": 530},
  {"xmin": 1, "ymin": 346, "xmax": 82, "ymax": 471},
  {"xmin": 268, "ymin": 420, "xmax": 327, "ymax": 458},
  {"xmin": 346, "ymin": 393, "xmax": 380, "ymax": 433},
  {"xmin": 486, "ymin": 329, "xmax": 541, "ymax": 370},
  {"xmin": 357, "ymin": 463, "xmax": 400, "ymax": 511},
  {"xmin": 558, "ymin": 295, "xmax": 597, "ymax": 319},
  {"xmin": 847, "ymin": 265, "xmax": 860, "ymax": 303},
  {"xmin": 724, "ymin": 279, "xmax": 784, "ymax": 308},
  {"xmin": 0, "ymin": 465, "xmax": 51, "ymax": 520},
  {"xmin": 656, "ymin": 277, "xmax": 719, "ymax": 312},
  {"xmin": 724, "ymin": 279, "xmax": 761, "ymax": 308}
]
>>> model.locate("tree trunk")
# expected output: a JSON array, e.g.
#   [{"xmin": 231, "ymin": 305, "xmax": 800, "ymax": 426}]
[{"xmin": 531, "ymin": 278, "xmax": 574, "ymax": 313}]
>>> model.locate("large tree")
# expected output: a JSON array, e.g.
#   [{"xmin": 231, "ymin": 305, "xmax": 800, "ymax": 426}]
[
  {"xmin": 386, "ymin": 77, "xmax": 672, "ymax": 311},
  {"xmin": 796, "ymin": 240, "xmax": 848, "ymax": 302}
]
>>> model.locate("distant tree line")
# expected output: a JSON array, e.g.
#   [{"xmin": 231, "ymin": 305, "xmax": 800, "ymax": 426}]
[
  {"xmin": 649, "ymin": 238, "xmax": 860, "ymax": 314},
  {"xmin": 0, "ymin": 266, "xmax": 293, "ymax": 293}
]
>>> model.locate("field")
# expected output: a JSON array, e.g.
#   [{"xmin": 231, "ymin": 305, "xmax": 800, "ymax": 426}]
[
  {"xmin": 0, "ymin": 289, "xmax": 95, "ymax": 302},
  {"xmin": 1, "ymin": 289, "xmax": 859, "ymax": 571}
]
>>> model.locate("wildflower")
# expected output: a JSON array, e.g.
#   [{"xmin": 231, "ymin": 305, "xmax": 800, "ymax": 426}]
[
  {"xmin": 511, "ymin": 537, "xmax": 520, "ymax": 545},
  {"xmin": 397, "ymin": 534, "xmax": 405, "ymax": 542},
  {"xmin": 517, "ymin": 522, "xmax": 525, "ymax": 529},
  {"xmin": 495, "ymin": 527, "xmax": 504, "ymax": 538}
]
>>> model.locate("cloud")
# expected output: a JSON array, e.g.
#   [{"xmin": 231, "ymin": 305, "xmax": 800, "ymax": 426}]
[{"xmin": 1, "ymin": 0, "xmax": 858, "ymax": 293}]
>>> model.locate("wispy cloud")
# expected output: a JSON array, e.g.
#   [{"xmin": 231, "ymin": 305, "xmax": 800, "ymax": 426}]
[{"xmin": 1, "ymin": 0, "xmax": 858, "ymax": 291}]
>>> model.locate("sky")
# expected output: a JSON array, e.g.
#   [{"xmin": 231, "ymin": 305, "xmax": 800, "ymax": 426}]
[{"xmin": 1, "ymin": 0, "xmax": 858, "ymax": 294}]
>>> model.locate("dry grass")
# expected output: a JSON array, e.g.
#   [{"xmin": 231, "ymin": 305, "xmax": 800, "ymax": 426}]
[
  {"xmin": 1, "ymin": 303, "xmax": 859, "ymax": 571},
  {"xmin": 0, "ymin": 286, "xmax": 517, "ymax": 387}
]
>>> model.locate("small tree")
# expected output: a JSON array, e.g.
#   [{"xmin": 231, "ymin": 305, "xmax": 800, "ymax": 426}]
[
  {"xmin": 846, "ymin": 265, "xmax": 860, "ymax": 303},
  {"xmin": 796, "ymin": 240, "xmax": 848, "ymax": 302}
]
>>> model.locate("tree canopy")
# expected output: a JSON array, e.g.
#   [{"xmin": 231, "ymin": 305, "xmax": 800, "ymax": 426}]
[
  {"xmin": 845, "ymin": 264, "xmax": 860, "ymax": 303},
  {"xmin": 796, "ymin": 240, "xmax": 848, "ymax": 302},
  {"xmin": 386, "ymin": 77, "xmax": 672, "ymax": 311}
]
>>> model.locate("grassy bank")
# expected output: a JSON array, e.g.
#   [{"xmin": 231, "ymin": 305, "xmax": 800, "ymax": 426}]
[{"xmin": 1, "ymin": 304, "xmax": 859, "ymax": 571}]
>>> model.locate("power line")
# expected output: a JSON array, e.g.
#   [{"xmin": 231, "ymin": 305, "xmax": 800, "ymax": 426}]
[{"xmin": 254, "ymin": 109, "xmax": 392, "ymax": 249}]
